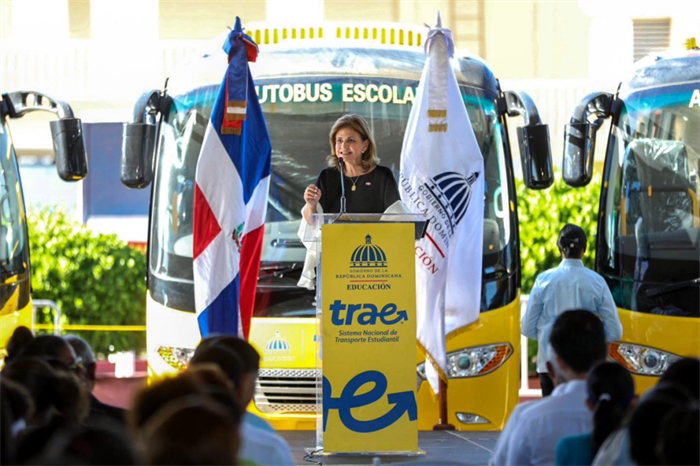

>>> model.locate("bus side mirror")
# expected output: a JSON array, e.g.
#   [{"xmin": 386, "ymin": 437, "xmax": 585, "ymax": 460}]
[
  {"xmin": 503, "ymin": 90, "xmax": 553, "ymax": 190},
  {"xmin": 120, "ymin": 89, "xmax": 168, "ymax": 189},
  {"xmin": 50, "ymin": 118, "xmax": 88, "ymax": 181},
  {"xmin": 1, "ymin": 91, "xmax": 87, "ymax": 181},
  {"xmin": 121, "ymin": 123, "xmax": 156, "ymax": 189},
  {"xmin": 563, "ymin": 92, "xmax": 613, "ymax": 187}
]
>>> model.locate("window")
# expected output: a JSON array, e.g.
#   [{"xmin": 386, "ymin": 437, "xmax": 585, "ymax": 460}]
[{"xmin": 633, "ymin": 19, "xmax": 671, "ymax": 62}]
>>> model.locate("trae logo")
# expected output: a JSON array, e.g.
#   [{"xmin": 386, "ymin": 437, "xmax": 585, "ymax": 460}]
[
  {"xmin": 323, "ymin": 371, "xmax": 417, "ymax": 433},
  {"xmin": 330, "ymin": 300, "xmax": 408, "ymax": 326}
]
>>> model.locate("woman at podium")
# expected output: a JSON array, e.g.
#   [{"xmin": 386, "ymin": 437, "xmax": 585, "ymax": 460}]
[{"xmin": 303, "ymin": 114, "xmax": 400, "ymax": 222}]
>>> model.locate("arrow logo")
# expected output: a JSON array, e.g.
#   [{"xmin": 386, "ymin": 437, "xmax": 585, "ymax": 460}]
[{"xmin": 323, "ymin": 371, "xmax": 417, "ymax": 433}]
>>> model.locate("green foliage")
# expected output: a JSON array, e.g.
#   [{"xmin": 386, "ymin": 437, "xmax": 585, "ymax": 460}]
[
  {"xmin": 517, "ymin": 174, "xmax": 602, "ymax": 294},
  {"xmin": 28, "ymin": 208, "xmax": 146, "ymax": 356},
  {"xmin": 517, "ymin": 173, "xmax": 602, "ymax": 375}
]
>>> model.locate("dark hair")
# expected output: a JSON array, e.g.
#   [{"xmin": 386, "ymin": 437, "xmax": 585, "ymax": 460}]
[
  {"xmin": 129, "ymin": 373, "xmax": 205, "ymax": 430},
  {"xmin": 629, "ymin": 383, "xmax": 694, "ymax": 465},
  {"xmin": 17, "ymin": 335, "xmax": 74, "ymax": 364},
  {"xmin": 6, "ymin": 326, "xmax": 33, "ymax": 363},
  {"xmin": 557, "ymin": 224, "xmax": 587, "ymax": 258},
  {"xmin": 143, "ymin": 397, "xmax": 239, "ymax": 465},
  {"xmin": 656, "ymin": 405, "xmax": 699, "ymax": 465},
  {"xmin": 199, "ymin": 335, "xmax": 260, "ymax": 373},
  {"xmin": 190, "ymin": 344, "xmax": 244, "ymax": 388},
  {"xmin": 3, "ymin": 357, "xmax": 88, "ymax": 425},
  {"xmin": 39, "ymin": 423, "xmax": 139, "ymax": 465},
  {"xmin": 549, "ymin": 310, "xmax": 607, "ymax": 373},
  {"xmin": 659, "ymin": 357, "xmax": 699, "ymax": 400},
  {"xmin": 587, "ymin": 362, "xmax": 635, "ymax": 454}
]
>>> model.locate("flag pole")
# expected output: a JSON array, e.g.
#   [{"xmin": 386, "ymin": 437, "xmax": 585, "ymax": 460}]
[{"xmin": 433, "ymin": 379, "xmax": 455, "ymax": 430}]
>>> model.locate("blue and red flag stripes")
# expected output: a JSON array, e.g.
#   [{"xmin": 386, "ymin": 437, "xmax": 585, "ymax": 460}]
[{"xmin": 193, "ymin": 17, "xmax": 271, "ymax": 340}]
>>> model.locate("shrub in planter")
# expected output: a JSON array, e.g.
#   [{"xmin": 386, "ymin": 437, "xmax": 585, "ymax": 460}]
[{"xmin": 28, "ymin": 208, "xmax": 146, "ymax": 356}]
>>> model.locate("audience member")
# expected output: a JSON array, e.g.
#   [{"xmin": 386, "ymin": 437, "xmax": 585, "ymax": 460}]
[
  {"xmin": 555, "ymin": 362, "xmax": 635, "ymax": 465},
  {"xmin": 659, "ymin": 356, "xmax": 699, "ymax": 399},
  {"xmin": 491, "ymin": 310, "xmax": 607, "ymax": 466},
  {"xmin": 628, "ymin": 382, "xmax": 694, "ymax": 465},
  {"xmin": 142, "ymin": 397, "xmax": 239, "ymax": 465},
  {"xmin": 64, "ymin": 334, "xmax": 126, "ymax": 425},
  {"xmin": 33, "ymin": 422, "xmax": 140, "ymax": 465},
  {"xmin": 15, "ymin": 334, "xmax": 85, "ymax": 381},
  {"xmin": 4, "ymin": 325, "xmax": 33, "ymax": 364},
  {"xmin": 521, "ymin": 224, "xmax": 622, "ymax": 396},
  {"xmin": 129, "ymin": 371, "xmax": 207, "ymax": 431},
  {"xmin": 190, "ymin": 335, "xmax": 295, "ymax": 465},
  {"xmin": 4, "ymin": 356, "xmax": 89, "ymax": 463},
  {"xmin": 656, "ymin": 404, "xmax": 699, "ymax": 465}
]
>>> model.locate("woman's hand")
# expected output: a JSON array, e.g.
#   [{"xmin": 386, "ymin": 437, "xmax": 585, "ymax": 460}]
[{"xmin": 304, "ymin": 184, "xmax": 322, "ymax": 211}]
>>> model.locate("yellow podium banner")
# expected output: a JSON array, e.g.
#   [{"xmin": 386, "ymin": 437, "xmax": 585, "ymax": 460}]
[{"xmin": 321, "ymin": 222, "xmax": 418, "ymax": 453}]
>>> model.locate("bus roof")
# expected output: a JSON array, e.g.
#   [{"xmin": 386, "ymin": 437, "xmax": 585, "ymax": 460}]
[
  {"xmin": 623, "ymin": 50, "xmax": 700, "ymax": 93},
  {"xmin": 166, "ymin": 23, "xmax": 498, "ymax": 97}
]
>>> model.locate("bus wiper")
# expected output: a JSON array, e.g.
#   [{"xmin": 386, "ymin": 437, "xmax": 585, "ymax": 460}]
[{"xmin": 646, "ymin": 277, "xmax": 700, "ymax": 299}]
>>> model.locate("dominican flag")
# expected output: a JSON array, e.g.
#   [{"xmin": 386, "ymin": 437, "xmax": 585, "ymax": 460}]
[
  {"xmin": 193, "ymin": 17, "xmax": 271, "ymax": 340},
  {"xmin": 399, "ymin": 14, "xmax": 484, "ymax": 394}
]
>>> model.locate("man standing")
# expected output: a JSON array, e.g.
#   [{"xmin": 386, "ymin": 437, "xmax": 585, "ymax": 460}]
[
  {"xmin": 491, "ymin": 310, "xmax": 608, "ymax": 466},
  {"xmin": 522, "ymin": 224, "xmax": 622, "ymax": 396}
]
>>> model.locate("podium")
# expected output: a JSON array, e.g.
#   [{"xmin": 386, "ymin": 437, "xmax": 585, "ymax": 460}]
[{"xmin": 301, "ymin": 212, "xmax": 427, "ymax": 456}]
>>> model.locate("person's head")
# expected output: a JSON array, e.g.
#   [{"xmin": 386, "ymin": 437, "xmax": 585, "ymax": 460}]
[
  {"xmin": 629, "ymin": 382, "xmax": 694, "ymax": 465},
  {"xmin": 38, "ymin": 422, "xmax": 139, "ymax": 465},
  {"xmin": 3, "ymin": 357, "xmax": 88, "ymax": 426},
  {"xmin": 659, "ymin": 357, "xmax": 699, "ymax": 400},
  {"xmin": 586, "ymin": 362, "xmax": 635, "ymax": 454},
  {"xmin": 142, "ymin": 397, "xmax": 240, "ymax": 465},
  {"xmin": 18, "ymin": 335, "xmax": 80, "ymax": 371},
  {"xmin": 190, "ymin": 343, "xmax": 244, "ymax": 391},
  {"xmin": 557, "ymin": 224, "xmax": 587, "ymax": 259},
  {"xmin": 547, "ymin": 310, "xmax": 607, "ymax": 381},
  {"xmin": 64, "ymin": 335, "xmax": 96, "ymax": 391},
  {"xmin": 206, "ymin": 336, "xmax": 261, "ymax": 408},
  {"xmin": 328, "ymin": 114, "xmax": 379, "ymax": 171},
  {"xmin": 187, "ymin": 364, "xmax": 242, "ymax": 422},
  {"xmin": 129, "ymin": 372, "xmax": 205, "ymax": 431},
  {"xmin": 5, "ymin": 326, "xmax": 33, "ymax": 363},
  {"xmin": 656, "ymin": 404, "xmax": 699, "ymax": 465}
]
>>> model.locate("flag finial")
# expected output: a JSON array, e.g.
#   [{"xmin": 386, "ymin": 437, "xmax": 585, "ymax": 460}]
[
  {"xmin": 435, "ymin": 11, "xmax": 443, "ymax": 29},
  {"xmin": 233, "ymin": 16, "xmax": 242, "ymax": 33}
]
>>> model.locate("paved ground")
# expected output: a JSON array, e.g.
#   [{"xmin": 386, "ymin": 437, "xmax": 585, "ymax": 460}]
[{"xmin": 279, "ymin": 430, "xmax": 500, "ymax": 466}]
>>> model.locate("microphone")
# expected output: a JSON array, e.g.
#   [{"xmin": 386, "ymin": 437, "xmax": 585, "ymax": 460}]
[{"xmin": 338, "ymin": 157, "xmax": 347, "ymax": 214}]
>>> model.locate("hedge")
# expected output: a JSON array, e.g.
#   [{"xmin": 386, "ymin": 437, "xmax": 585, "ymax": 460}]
[{"xmin": 28, "ymin": 208, "xmax": 146, "ymax": 357}]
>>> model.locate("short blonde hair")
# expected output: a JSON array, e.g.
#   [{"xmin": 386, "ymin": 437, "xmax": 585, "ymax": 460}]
[{"xmin": 327, "ymin": 114, "xmax": 380, "ymax": 170}]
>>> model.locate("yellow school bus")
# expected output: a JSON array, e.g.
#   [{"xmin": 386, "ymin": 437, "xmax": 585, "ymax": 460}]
[
  {"xmin": 121, "ymin": 22, "xmax": 553, "ymax": 430},
  {"xmin": 0, "ymin": 91, "xmax": 87, "ymax": 358},
  {"xmin": 562, "ymin": 47, "xmax": 700, "ymax": 394}
]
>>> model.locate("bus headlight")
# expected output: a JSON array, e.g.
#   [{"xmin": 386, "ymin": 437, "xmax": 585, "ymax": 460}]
[
  {"xmin": 156, "ymin": 346, "xmax": 195, "ymax": 372},
  {"xmin": 610, "ymin": 343, "xmax": 681, "ymax": 376},
  {"xmin": 417, "ymin": 343, "xmax": 513, "ymax": 380}
]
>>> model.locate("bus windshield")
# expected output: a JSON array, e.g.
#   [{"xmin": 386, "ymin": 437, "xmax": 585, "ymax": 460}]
[
  {"xmin": 600, "ymin": 83, "xmax": 700, "ymax": 317},
  {"xmin": 149, "ymin": 76, "xmax": 516, "ymax": 317},
  {"xmin": 0, "ymin": 123, "xmax": 28, "ymax": 281}
]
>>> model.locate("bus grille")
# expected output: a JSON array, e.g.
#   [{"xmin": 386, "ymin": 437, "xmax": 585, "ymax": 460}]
[{"xmin": 254, "ymin": 369, "xmax": 320, "ymax": 414}]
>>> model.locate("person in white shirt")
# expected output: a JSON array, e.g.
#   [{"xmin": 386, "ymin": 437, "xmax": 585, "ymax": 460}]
[
  {"xmin": 522, "ymin": 224, "xmax": 623, "ymax": 396},
  {"xmin": 491, "ymin": 310, "xmax": 608, "ymax": 466}
]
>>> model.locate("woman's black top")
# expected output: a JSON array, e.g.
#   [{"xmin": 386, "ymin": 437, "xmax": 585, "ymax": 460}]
[{"xmin": 316, "ymin": 165, "xmax": 401, "ymax": 214}]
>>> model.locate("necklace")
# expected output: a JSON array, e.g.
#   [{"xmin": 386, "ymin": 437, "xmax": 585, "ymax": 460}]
[{"xmin": 350, "ymin": 176, "xmax": 360, "ymax": 191}]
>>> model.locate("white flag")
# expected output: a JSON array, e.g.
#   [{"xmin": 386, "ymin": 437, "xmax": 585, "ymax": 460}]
[{"xmin": 399, "ymin": 16, "xmax": 484, "ymax": 394}]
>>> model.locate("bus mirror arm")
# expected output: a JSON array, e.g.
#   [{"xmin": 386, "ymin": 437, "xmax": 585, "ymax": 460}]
[
  {"xmin": 1, "ymin": 91, "xmax": 87, "ymax": 182},
  {"xmin": 563, "ymin": 92, "xmax": 614, "ymax": 188},
  {"xmin": 502, "ymin": 90, "xmax": 553, "ymax": 190},
  {"xmin": 121, "ymin": 89, "xmax": 168, "ymax": 189}
]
